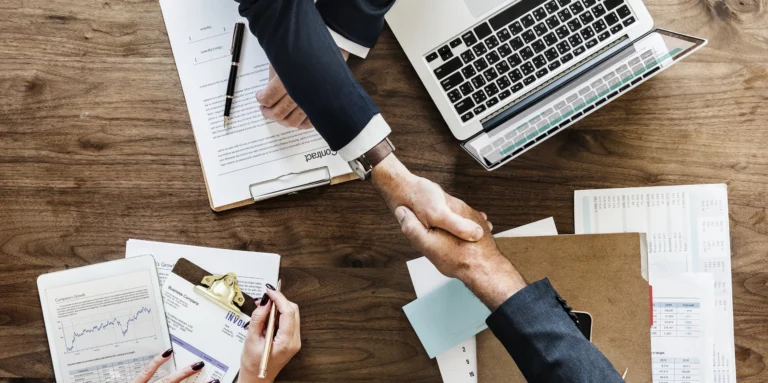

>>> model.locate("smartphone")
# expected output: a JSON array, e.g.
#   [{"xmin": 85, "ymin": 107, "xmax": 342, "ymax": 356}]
[{"xmin": 574, "ymin": 311, "xmax": 593, "ymax": 341}]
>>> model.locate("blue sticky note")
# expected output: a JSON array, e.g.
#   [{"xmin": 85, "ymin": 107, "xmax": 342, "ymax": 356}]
[{"xmin": 403, "ymin": 278, "xmax": 491, "ymax": 358}]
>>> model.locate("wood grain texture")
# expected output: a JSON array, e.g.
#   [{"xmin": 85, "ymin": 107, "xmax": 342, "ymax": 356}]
[{"xmin": 0, "ymin": 0, "xmax": 766, "ymax": 381}]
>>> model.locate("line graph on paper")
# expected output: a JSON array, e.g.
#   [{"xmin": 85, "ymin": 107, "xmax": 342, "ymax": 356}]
[{"xmin": 58, "ymin": 306, "xmax": 158, "ymax": 354}]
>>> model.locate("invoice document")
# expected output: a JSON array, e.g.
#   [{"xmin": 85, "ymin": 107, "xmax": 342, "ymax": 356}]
[
  {"xmin": 160, "ymin": 0, "xmax": 352, "ymax": 210},
  {"xmin": 574, "ymin": 184, "xmax": 735, "ymax": 382},
  {"xmin": 125, "ymin": 239, "xmax": 280, "ymax": 298},
  {"xmin": 651, "ymin": 273, "xmax": 715, "ymax": 383},
  {"xmin": 162, "ymin": 272, "xmax": 249, "ymax": 383},
  {"xmin": 406, "ymin": 217, "xmax": 558, "ymax": 382},
  {"xmin": 37, "ymin": 256, "xmax": 174, "ymax": 383}
]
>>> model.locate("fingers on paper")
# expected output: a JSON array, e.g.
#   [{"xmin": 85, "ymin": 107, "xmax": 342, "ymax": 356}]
[
  {"xmin": 280, "ymin": 107, "xmax": 308, "ymax": 129},
  {"xmin": 131, "ymin": 351, "xmax": 173, "ymax": 383},
  {"xmin": 159, "ymin": 362, "xmax": 204, "ymax": 383},
  {"xmin": 256, "ymin": 75, "xmax": 287, "ymax": 108},
  {"xmin": 298, "ymin": 117, "xmax": 313, "ymax": 129}
]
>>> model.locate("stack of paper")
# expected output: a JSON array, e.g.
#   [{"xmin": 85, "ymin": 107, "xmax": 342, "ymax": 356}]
[
  {"xmin": 575, "ymin": 184, "xmax": 734, "ymax": 383},
  {"xmin": 125, "ymin": 239, "xmax": 280, "ymax": 298},
  {"xmin": 124, "ymin": 240, "xmax": 281, "ymax": 383}
]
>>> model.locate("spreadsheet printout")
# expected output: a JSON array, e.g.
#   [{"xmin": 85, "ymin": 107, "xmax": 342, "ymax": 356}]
[
  {"xmin": 652, "ymin": 273, "xmax": 715, "ymax": 383},
  {"xmin": 574, "ymin": 184, "xmax": 735, "ymax": 383}
]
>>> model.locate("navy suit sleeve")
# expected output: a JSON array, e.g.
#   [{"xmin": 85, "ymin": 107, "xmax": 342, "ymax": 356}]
[
  {"xmin": 486, "ymin": 279, "xmax": 625, "ymax": 382},
  {"xmin": 234, "ymin": 0, "xmax": 380, "ymax": 152},
  {"xmin": 316, "ymin": 0, "xmax": 396, "ymax": 48}
]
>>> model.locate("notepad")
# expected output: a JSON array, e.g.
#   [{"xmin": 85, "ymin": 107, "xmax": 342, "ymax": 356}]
[{"xmin": 403, "ymin": 279, "xmax": 491, "ymax": 358}]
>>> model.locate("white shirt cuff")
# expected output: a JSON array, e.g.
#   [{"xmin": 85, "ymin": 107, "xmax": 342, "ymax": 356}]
[
  {"xmin": 337, "ymin": 114, "xmax": 392, "ymax": 162},
  {"xmin": 328, "ymin": 28, "xmax": 371, "ymax": 59}
]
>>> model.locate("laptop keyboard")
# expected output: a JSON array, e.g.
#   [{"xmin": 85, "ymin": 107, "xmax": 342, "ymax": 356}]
[
  {"xmin": 475, "ymin": 46, "xmax": 682, "ymax": 165},
  {"xmin": 427, "ymin": 0, "xmax": 637, "ymax": 123}
]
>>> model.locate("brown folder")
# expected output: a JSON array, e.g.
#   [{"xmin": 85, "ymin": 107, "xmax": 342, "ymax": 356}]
[{"xmin": 478, "ymin": 233, "xmax": 651, "ymax": 383}]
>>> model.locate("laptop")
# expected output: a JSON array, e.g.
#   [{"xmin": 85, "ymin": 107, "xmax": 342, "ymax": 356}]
[{"xmin": 385, "ymin": 0, "xmax": 706, "ymax": 169}]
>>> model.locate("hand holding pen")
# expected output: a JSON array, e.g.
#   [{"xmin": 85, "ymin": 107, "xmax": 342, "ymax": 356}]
[{"xmin": 238, "ymin": 283, "xmax": 302, "ymax": 383}]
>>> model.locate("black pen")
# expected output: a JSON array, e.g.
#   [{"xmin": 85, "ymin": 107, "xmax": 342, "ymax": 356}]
[{"xmin": 224, "ymin": 22, "xmax": 246, "ymax": 125}]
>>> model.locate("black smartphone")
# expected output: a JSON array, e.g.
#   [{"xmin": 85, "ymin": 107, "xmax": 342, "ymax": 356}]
[{"xmin": 574, "ymin": 311, "xmax": 593, "ymax": 341}]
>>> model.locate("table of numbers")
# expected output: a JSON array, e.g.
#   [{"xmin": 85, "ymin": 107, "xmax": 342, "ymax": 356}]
[
  {"xmin": 653, "ymin": 357, "xmax": 701, "ymax": 383},
  {"xmin": 652, "ymin": 302, "xmax": 701, "ymax": 338},
  {"xmin": 69, "ymin": 354, "xmax": 161, "ymax": 383}
]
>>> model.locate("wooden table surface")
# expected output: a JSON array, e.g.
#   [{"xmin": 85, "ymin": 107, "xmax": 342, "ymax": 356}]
[{"xmin": 1, "ymin": 0, "xmax": 767, "ymax": 382}]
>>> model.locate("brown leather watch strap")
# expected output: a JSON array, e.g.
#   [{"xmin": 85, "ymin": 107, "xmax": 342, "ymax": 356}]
[{"xmin": 365, "ymin": 138, "xmax": 395, "ymax": 168}]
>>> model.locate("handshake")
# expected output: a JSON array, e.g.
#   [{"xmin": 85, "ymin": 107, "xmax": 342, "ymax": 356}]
[
  {"xmin": 371, "ymin": 155, "xmax": 527, "ymax": 310},
  {"xmin": 257, "ymin": 61, "xmax": 527, "ymax": 311}
]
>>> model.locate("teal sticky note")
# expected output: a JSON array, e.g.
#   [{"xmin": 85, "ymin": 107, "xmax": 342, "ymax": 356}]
[{"xmin": 403, "ymin": 278, "xmax": 491, "ymax": 358}]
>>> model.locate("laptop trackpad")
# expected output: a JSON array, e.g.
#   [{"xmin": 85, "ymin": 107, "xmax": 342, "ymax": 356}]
[{"xmin": 464, "ymin": 0, "xmax": 507, "ymax": 18}]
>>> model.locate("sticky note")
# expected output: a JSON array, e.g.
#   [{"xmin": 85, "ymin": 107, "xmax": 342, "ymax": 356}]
[{"xmin": 403, "ymin": 278, "xmax": 491, "ymax": 358}]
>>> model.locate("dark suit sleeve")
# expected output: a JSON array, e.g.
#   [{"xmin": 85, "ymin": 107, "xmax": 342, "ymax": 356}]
[
  {"xmin": 315, "ymin": 0, "xmax": 396, "ymax": 48},
  {"xmin": 234, "ymin": 0, "xmax": 381, "ymax": 152},
  {"xmin": 486, "ymin": 279, "xmax": 625, "ymax": 382}
]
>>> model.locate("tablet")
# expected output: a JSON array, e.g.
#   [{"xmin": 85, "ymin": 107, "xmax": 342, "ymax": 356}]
[{"xmin": 37, "ymin": 256, "xmax": 174, "ymax": 383}]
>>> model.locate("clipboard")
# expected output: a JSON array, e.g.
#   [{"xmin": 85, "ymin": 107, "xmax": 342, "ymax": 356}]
[
  {"xmin": 171, "ymin": 257, "xmax": 258, "ymax": 317},
  {"xmin": 203, "ymin": 160, "xmax": 359, "ymax": 212},
  {"xmin": 164, "ymin": 258, "xmax": 266, "ymax": 383}
]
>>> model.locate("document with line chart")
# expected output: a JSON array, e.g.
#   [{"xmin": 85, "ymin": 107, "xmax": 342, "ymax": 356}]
[
  {"xmin": 160, "ymin": 0, "xmax": 352, "ymax": 210},
  {"xmin": 38, "ymin": 256, "xmax": 173, "ymax": 383}
]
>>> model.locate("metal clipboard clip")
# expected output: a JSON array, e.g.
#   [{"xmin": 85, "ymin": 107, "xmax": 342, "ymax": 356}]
[
  {"xmin": 248, "ymin": 166, "xmax": 331, "ymax": 203},
  {"xmin": 193, "ymin": 272, "xmax": 245, "ymax": 314}
]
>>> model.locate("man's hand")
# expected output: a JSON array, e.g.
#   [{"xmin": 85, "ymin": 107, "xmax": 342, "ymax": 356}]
[
  {"xmin": 395, "ymin": 203, "xmax": 527, "ymax": 310},
  {"xmin": 257, "ymin": 49, "xmax": 350, "ymax": 129},
  {"xmin": 371, "ymin": 155, "xmax": 489, "ymax": 242}
]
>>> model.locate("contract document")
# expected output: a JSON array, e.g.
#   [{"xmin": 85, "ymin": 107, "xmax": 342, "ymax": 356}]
[{"xmin": 160, "ymin": 0, "xmax": 352, "ymax": 210}]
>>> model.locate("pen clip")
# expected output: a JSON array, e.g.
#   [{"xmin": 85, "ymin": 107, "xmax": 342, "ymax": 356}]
[{"xmin": 230, "ymin": 23, "xmax": 239, "ymax": 56}]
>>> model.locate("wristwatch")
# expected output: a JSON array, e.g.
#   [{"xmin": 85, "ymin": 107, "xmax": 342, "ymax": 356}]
[{"xmin": 348, "ymin": 138, "xmax": 396, "ymax": 180}]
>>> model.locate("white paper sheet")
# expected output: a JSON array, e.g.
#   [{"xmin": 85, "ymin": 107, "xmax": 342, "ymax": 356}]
[
  {"xmin": 159, "ymin": 0, "xmax": 351, "ymax": 209},
  {"xmin": 125, "ymin": 239, "xmax": 280, "ymax": 298},
  {"xmin": 574, "ymin": 184, "xmax": 735, "ymax": 383},
  {"xmin": 37, "ymin": 257, "xmax": 174, "ymax": 383},
  {"xmin": 406, "ymin": 217, "xmax": 558, "ymax": 383},
  {"xmin": 651, "ymin": 273, "xmax": 714, "ymax": 383}
]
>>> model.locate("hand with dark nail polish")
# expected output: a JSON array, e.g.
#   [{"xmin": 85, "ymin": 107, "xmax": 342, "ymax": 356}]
[
  {"xmin": 240, "ymin": 287, "xmax": 301, "ymax": 383},
  {"xmin": 130, "ymin": 350, "xmax": 201, "ymax": 383},
  {"xmin": 260, "ymin": 292, "xmax": 270, "ymax": 306},
  {"xmin": 266, "ymin": 283, "xmax": 276, "ymax": 291}
]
